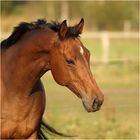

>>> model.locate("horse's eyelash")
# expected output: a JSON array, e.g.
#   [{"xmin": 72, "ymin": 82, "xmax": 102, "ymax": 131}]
[{"xmin": 66, "ymin": 59, "xmax": 75, "ymax": 65}]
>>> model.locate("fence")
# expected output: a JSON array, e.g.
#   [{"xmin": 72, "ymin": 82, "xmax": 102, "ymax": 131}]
[
  {"xmin": 81, "ymin": 31, "xmax": 139, "ymax": 64},
  {"xmin": 1, "ymin": 31, "xmax": 139, "ymax": 64}
]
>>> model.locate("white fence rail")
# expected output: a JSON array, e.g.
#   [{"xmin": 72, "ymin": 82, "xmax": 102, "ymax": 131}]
[
  {"xmin": 81, "ymin": 32, "xmax": 139, "ymax": 39},
  {"xmin": 1, "ymin": 32, "xmax": 139, "ymax": 64},
  {"xmin": 81, "ymin": 32, "xmax": 139, "ymax": 64}
]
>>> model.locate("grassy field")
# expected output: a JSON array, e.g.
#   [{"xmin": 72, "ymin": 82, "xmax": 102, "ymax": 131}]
[
  {"xmin": 82, "ymin": 38, "xmax": 139, "ymax": 60},
  {"xmin": 41, "ymin": 38, "xmax": 139, "ymax": 139}
]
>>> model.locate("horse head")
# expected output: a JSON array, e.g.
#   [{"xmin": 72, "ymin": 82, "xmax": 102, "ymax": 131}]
[{"xmin": 50, "ymin": 19, "xmax": 104, "ymax": 112}]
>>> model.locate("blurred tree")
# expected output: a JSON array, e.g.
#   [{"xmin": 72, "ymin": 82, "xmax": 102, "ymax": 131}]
[
  {"xmin": 1, "ymin": 1, "xmax": 26, "ymax": 15},
  {"xmin": 1, "ymin": 1, "xmax": 139, "ymax": 31}
]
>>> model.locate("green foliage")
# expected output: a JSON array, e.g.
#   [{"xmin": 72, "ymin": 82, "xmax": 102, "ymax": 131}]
[
  {"xmin": 1, "ymin": 1, "xmax": 139, "ymax": 31},
  {"xmin": 1, "ymin": 1, "xmax": 26, "ymax": 15}
]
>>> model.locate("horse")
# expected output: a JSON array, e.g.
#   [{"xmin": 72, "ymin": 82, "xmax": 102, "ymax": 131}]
[{"xmin": 0, "ymin": 18, "xmax": 104, "ymax": 139}]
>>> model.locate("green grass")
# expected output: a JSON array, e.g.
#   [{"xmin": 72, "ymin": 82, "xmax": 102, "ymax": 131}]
[
  {"xmin": 109, "ymin": 39, "xmax": 139, "ymax": 60},
  {"xmin": 82, "ymin": 38, "xmax": 102, "ymax": 59},
  {"xmin": 41, "ymin": 73, "xmax": 139, "ymax": 139},
  {"xmin": 82, "ymin": 38, "xmax": 139, "ymax": 61},
  {"xmin": 40, "ymin": 38, "xmax": 139, "ymax": 139},
  {"xmin": 92, "ymin": 63, "xmax": 139, "ymax": 89}
]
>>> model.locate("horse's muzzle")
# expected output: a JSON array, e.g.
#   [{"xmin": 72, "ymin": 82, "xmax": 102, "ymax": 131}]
[
  {"xmin": 92, "ymin": 98, "xmax": 103, "ymax": 112},
  {"xmin": 82, "ymin": 97, "xmax": 104, "ymax": 112}
]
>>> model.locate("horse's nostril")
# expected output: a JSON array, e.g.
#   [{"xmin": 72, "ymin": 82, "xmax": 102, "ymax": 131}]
[
  {"xmin": 98, "ymin": 99, "xmax": 103, "ymax": 106},
  {"xmin": 92, "ymin": 98, "xmax": 102, "ymax": 111}
]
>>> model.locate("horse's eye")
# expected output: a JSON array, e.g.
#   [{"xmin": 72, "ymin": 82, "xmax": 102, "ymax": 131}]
[{"xmin": 66, "ymin": 59, "xmax": 75, "ymax": 65}]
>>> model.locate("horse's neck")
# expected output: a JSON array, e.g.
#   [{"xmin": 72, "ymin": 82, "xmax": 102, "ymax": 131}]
[{"xmin": 2, "ymin": 30, "xmax": 56, "ymax": 96}]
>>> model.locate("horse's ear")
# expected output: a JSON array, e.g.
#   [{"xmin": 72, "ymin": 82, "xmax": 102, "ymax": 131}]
[
  {"xmin": 75, "ymin": 18, "xmax": 84, "ymax": 34},
  {"xmin": 59, "ymin": 20, "xmax": 68, "ymax": 40}
]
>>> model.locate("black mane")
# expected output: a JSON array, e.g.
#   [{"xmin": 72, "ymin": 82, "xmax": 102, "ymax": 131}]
[{"xmin": 1, "ymin": 19, "xmax": 80, "ymax": 49}]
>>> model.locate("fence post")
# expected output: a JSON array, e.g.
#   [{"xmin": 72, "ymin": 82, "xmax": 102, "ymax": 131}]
[
  {"xmin": 60, "ymin": 1, "xmax": 69, "ymax": 21},
  {"xmin": 101, "ymin": 31, "xmax": 109, "ymax": 64}
]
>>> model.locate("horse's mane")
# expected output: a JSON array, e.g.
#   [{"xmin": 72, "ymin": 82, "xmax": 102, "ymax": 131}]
[{"xmin": 1, "ymin": 19, "xmax": 80, "ymax": 49}]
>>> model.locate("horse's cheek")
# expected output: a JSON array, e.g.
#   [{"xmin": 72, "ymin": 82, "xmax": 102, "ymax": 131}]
[{"xmin": 50, "ymin": 56, "xmax": 68, "ymax": 86}]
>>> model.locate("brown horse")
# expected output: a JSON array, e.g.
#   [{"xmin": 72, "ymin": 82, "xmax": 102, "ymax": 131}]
[{"xmin": 0, "ymin": 18, "xmax": 104, "ymax": 139}]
